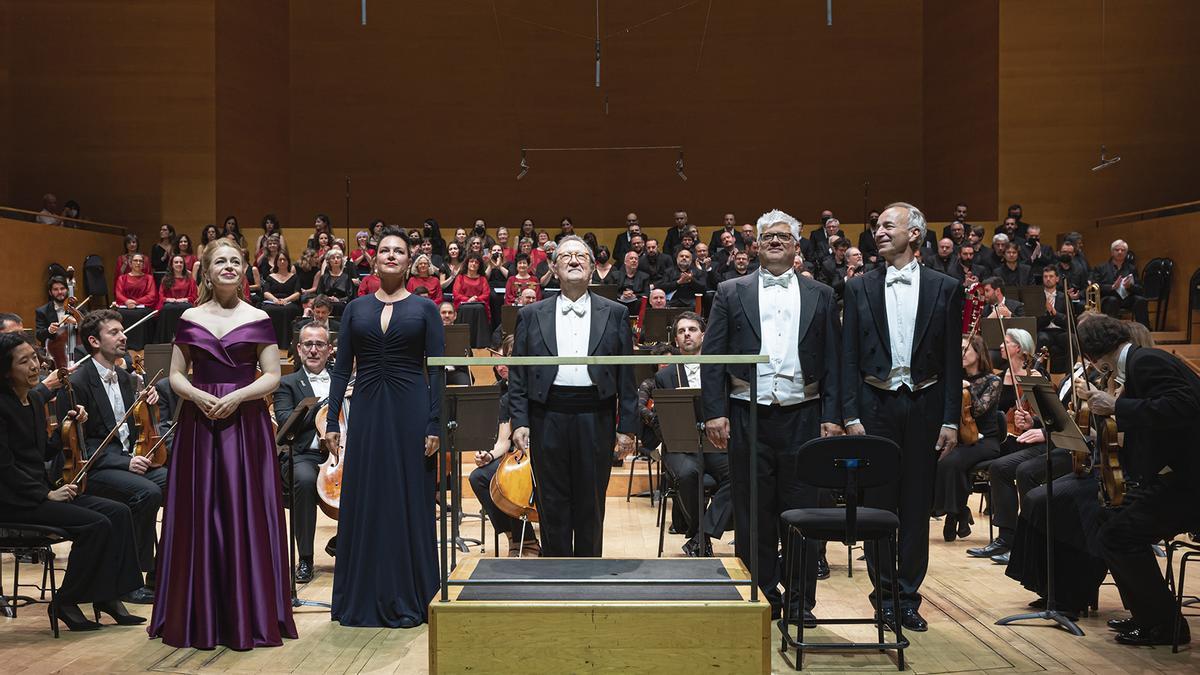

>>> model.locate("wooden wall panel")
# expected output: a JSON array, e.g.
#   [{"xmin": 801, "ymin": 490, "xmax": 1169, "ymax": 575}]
[
  {"xmin": 0, "ymin": 217, "xmax": 122, "ymax": 321},
  {"xmin": 998, "ymin": 0, "xmax": 1200, "ymax": 242},
  {"xmin": 215, "ymin": 0, "xmax": 290, "ymax": 234},
  {"xmin": 288, "ymin": 1, "xmax": 924, "ymax": 238},
  {"xmin": 0, "ymin": 1, "xmax": 10, "ymax": 205},
  {"xmin": 1096, "ymin": 211, "xmax": 1200, "ymax": 332},
  {"xmin": 922, "ymin": 0, "xmax": 999, "ymax": 224},
  {"xmin": 4, "ymin": 0, "xmax": 216, "ymax": 242}
]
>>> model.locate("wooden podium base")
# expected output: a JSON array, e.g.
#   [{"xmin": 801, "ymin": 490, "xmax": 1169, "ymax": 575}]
[{"xmin": 429, "ymin": 557, "xmax": 770, "ymax": 674}]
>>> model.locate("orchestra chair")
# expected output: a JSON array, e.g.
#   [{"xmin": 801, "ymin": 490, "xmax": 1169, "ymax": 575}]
[
  {"xmin": 779, "ymin": 435, "xmax": 906, "ymax": 671},
  {"xmin": 0, "ymin": 523, "xmax": 69, "ymax": 636},
  {"xmin": 968, "ymin": 410, "xmax": 1010, "ymax": 544},
  {"xmin": 656, "ymin": 470, "xmax": 717, "ymax": 558},
  {"xmin": 1165, "ymin": 536, "xmax": 1200, "ymax": 653},
  {"xmin": 1140, "ymin": 257, "xmax": 1173, "ymax": 332},
  {"xmin": 1154, "ymin": 266, "xmax": 1200, "ymax": 345}
]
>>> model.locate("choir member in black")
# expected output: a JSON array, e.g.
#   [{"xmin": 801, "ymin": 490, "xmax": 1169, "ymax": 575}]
[
  {"xmin": 842, "ymin": 202, "xmax": 963, "ymax": 631},
  {"xmin": 924, "ymin": 239, "xmax": 956, "ymax": 276},
  {"xmin": 645, "ymin": 312, "xmax": 732, "ymax": 557},
  {"xmin": 1054, "ymin": 242, "xmax": 1089, "ymax": 298},
  {"xmin": 59, "ymin": 309, "xmax": 164, "ymax": 603},
  {"xmin": 616, "ymin": 251, "xmax": 650, "ymax": 314},
  {"xmin": 661, "ymin": 248, "xmax": 707, "ymax": 308},
  {"xmin": 722, "ymin": 251, "xmax": 754, "ymax": 282},
  {"xmin": 712, "ymin": 230, "xmax": 741, "ymax": 273},
  {"xmin": 292, "ymin": 295, "xmax": 340, "ymax": 341},
  {"xmin": 1021, "ymin": 225, "xmax": 1054, "ymax": 277},
  {"xmin": 662, "ymin": 210, "xmax": 690, "ymax": 257},
  {"xmin": 808, "ymin": 217, "xmax": 844, "ymax": 263},
  {"xmin": 35, "ymin": 276, "xmax": 71, "ymax": 345},
  {"xmin": 708, "ymin": 212, "xmax": 740, "ymax": 251},
  {"xmin": 611, "ymin": 214, "xmax": 641, "ymax": 261},
  {"xmin": 261, "ymin": 251, "xmax": 303, "ymax": 350},
  {"xmin": 702, "ymin": 209, "xmax": 842, "ymax": 623},
  {"xmin": 994, "ymin": 243, "xmax": 1033, "ymax": 287},
  {"xmin": 1035, "ymin": 266, "xmax": 1073, "ymax": 370},
  {"xmin": 509, "ymin": 235, "xmax": 637, "ymax": 557},
  {"xmin": 859, "ymin": 211, "xmax": 881, "ymax": 266},
  {"xmin": 1090, "ymin": 239, "xmax": 1149, "ymax": 328},
  {"xmin": 637, "ymin": 238, "xmax": 671, "ymax": 287},
  {"xmin": 932, "ymin": 334, "xmax": 1001, "ymax": 541},
  {"xmin": 467, "ymin": 337, "xmax": 541, "ymax": 557},
  {"xmin": 315, "ymin": 248, "xmax": 355, "ymax": 315},
  {"xmin": 591, "ymin": 246, "xmax": 618, "ymax": 285},
  {"xmin": 818, "ymin": 237, "xmax": 850, "ymax": 288},
  {"xmin": 1076, "ymin": 315, "xmax": 1200, "ymax": 645},
  {"xmin": 0, "ymin": 333, "xmax": 144, "ymax": 630},
  {"xmin": 274, "ymin": 323, "xmax": 334, "ymax": 584}
]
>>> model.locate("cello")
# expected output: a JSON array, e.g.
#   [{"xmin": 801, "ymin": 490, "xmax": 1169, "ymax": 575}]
[{"xmin": 313, "ymin": 380, "xmax": 352, "ymax": 520}]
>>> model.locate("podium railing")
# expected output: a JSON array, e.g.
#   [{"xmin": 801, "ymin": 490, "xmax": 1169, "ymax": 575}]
[{"xmin": 427, "ymin": 354, "xmax": 769, "ymax": 603}]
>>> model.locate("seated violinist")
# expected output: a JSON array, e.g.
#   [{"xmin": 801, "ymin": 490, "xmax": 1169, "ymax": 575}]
[
  {"xmin": 275, "ymin": 323, "xmax": 335, "ymax": 583},
  {"xmin": 0, "ymin": 333, "xmax": 146, "ymax": 631},
  {"xmin": 60, "ymin": 309, "xmax": 164, "ymax": 604},
  {"xmin": 467, "ymin": 337, "xmax": 540, "ymax": 557}
]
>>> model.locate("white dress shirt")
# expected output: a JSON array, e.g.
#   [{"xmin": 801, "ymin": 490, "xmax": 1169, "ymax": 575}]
[
  {"xmin": 1115, "ymin": 343, "xmax": 1131, "ymax": 387},
  {"xmin": 306, "ymin": 367, "xmax": 331, "ymax": 450},
  {"xmin": 1043, "ymin": 289, "xmax": 1061, "ymax": 330},
  {"xmin": 731, "ymin": 269, "xmax": 817, "ymax": 406},
  {"xmin": 53, "ymin": 302, "xmax": 66, "ymax": 323},
  {"xmin": 683, "ymin": 362, "xmax": 701, "ymax": 388},
  {"xmin": 553, "ymin": 292, "xmax": 593, "ymax": 387},
  {"xmin": 95, "ymin": 360, "xmax": 131, "ymax": 453}
]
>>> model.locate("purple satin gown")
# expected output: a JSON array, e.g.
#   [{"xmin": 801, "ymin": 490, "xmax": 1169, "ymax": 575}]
[{"xmin": 148, "ymin": 317, "xmax": 298, "ymax": 650}]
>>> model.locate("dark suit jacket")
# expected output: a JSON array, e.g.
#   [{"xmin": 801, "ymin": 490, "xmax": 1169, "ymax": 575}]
[
  {"xmin": 616, "ymin": 269, "xmax": 650, "ymax": 297},
  {"xmin": 700, "ymin": 273, "xmax": 842, "ymax": 425},
  {"xmin": 661, "ymin": 265, "xmax": 708, "ymax": 306},
  {"xmin": 1023, "ymin": 240, "xmax": 1055, "ymax": 274},
  {"xmin": 1035, "ymin": 290, "xmax": 1071, "ymax": 331},
  {"xmin": 612, "ymin": 231, "xmax": 636, "ymax": 260},
  {"xmin": 841, "ymin": 265, "xmax": 964, "ymax": 425},
  {"xmin": 154, "ymin": 378, "xmax": 178, "ymax": 439},
  {"xmin": 708, "ymin": 227, "xmax": 740, "ymax": 252},
  {"xmin": 0, "ymin": 388, "xmax": 58, "ymax": 510},
  {"xmin": 1116, "ymin": 346, "xmax": 1200, "ymax": 484},
  {"xmin": 58, "ymin": 359, "xmax": 140, "ymax": 472},
  {"xmin": 508, "ymin": 293, "xmax": 637, "ymax": 434},
  {"xmin": 993, "ymin": 262, "xmax": 1033, "ymax": 288},
  {"xmin": 35, "ymin": 301, "xmax": 59, "ymax": 344},
  {"xmin": 1090, "ymin": 260, "xmax": 1143, "ymax": 298},
  {"xmin": 808, "ymin": 229, "xmax": 844, "ymax": 259},
  {"xmin": 274, "ymin": 368, "xmax": 326, "ymax": 457},
  {"xmin": 637, "ymin": 253, "xmax": 670, "ymax": 287},
  {"xmin": 981, "ymin": 297, "xmax": 1025, "ymax": 318}
]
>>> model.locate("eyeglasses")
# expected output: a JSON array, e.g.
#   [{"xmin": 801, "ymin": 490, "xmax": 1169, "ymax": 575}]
[
  {"xmin": 299, "ymin": 341, "xmax": 329, "ymax": 350},
  {"xmin": 557, "ymin": 252, "xmax": 590, "ymax": 262},
  {"xmin": 759, "ymin": 232, "xmax": 795, "ymax": 243}
]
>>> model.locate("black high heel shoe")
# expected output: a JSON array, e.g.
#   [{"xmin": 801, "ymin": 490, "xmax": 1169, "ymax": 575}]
[
  {"xmin": 942, "ymin": 515, "xmax": 958, "ymax": 542},
  {"xmin": 93, "ymin": 600, "xmax": 147, "ymax": 626},
  {"xmin": 50, "ymin": 601, "xmax": 102, "ymax": 632}
]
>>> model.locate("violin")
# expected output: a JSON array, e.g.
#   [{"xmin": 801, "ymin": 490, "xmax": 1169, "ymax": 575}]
[
  {"xmin": 58, "ymin": 370, "xmax": 88, "ymax": 488},
  {"xmin": 959, "ymin": 286, "xmax": 984, "ymax": 445},
  {"xmin": 45, "ymin": 269, "xmax": 90, "ymax": 369},
  {"xmin": 57, "ymin": 375, "xmax": 159, "ymax": 491},
  {"xmin": 131, "ymin": 364, "xmax": 167, "ymax": 468},
  {"xmin": 489, "ymin": 447, "xmax": 539, "ymax": 522}
]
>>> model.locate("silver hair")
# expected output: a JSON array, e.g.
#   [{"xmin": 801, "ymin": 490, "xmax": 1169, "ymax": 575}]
[
  {"xmin": 1110, "ymin": 239, "xmax": 1127, "ymax": 252},
  {"xmin": 755, "ymin": 209, "xmax": 802, "ymax": 241},
  {"xmin": 552, "ymin": 234, "xmax": 594, "ymax": 264},
  {"xmin": 1005, "ymin": 328, "xmax": 1035, "ymax": 358},
  {"xmin": 993, "ymin": 233, "xmax": 1009, "ymax": 245},
  {"xmin": 884, "ymin": 202, "xmax": 927, "ymax": 249}
]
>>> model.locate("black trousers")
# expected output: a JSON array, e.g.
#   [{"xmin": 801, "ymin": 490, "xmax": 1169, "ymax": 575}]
[
  {"xmin": 663, "ymin": 450, "xmax": 733, "ymax": 539},
  {"xmin": 729, "ymin": 399, "xmax": 820, "ymax": 611},
  {"xmin": 280, "ymin": 447, "xmax": 323, "ymax": 559},
  {"xmin": 932, "ymin": 437, "xmax": 1001, "ymax": 518},
  {"xmin": 529, "ymin": 386, "xmax": 615, "ymax": 557},
  {"xmin": 858, "ymin": 383, "xmax": 942, "ymax": 611},
  {"xmin": 1100, "ymin": 294, "xmax": 1149, "ymax": 327},
  {"xmin": 1098, "ymin": 475, "xmax": 1200, "ymax": 628},
  {"xmin": 86, "ymin": 465, "xmax": 168, "ymax": 575},
  {"xmin": 468, "ymin": 455, "xmax": 536, "ymax": 541},
  {"xmin": 7, "ymin": 494, "xmax": 143, "ymax": 604},
  {"xmin": 988, "ymin": 444, "xmax": 1072, "ymax": 541},
  {"xmin": 1037, "ymin": 330, "xmax": 1071, "ymax": 372}
]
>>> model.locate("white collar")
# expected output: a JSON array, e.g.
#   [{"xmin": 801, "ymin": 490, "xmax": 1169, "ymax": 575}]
[
  {"xmin": 1115, "ymin": 343, "xmax": 1132, "ymax": 385},
  {"xmin": 304, "ymin": 366, "xmax": 328, "ymax": 379},
  {"xmin": 556, "ymin": 292, "xmax": 591, "ymax": 309},
  {"xmin": 758, "ymin": 267, "xmax": 796, "ymax": 285}
]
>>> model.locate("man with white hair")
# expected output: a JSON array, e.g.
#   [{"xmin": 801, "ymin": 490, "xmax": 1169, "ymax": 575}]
[
  {"xmin": 842, "ymin": 201, "xmax": 963, "ymax": 632},
  {"xmin": 809, "ymin": 217, "xmax": 844, "ymax": 262},
  {"xmin": 702, "ymin": 209, "xmax": 843, "ymax": 624},
  {"xmin": 1090, "ymin": 239, "xmax": 1149, "ymax": 327}
]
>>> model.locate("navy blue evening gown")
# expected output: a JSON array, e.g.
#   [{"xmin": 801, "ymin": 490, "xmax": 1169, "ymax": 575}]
[{"xmin": 326, "ymin": 293, "xmax": 444, "ymax": 627}]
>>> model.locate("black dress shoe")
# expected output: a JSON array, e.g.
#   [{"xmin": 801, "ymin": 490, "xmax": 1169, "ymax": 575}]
[
  {"xmin": 296, "ymin": 559, "xmax": 314, "ymax": 584},
  {"xmin": 1028, "ymin": 597, "xmax": 1047, "ymax": 609},
  {"xmin": 325, "ymin": 536, "xmax": 337, "ymax": 557},
  {"xmin": 1108, "ymin": 617, "xmax": 1137, "ymax": 632},
  {"xmin": 1115, "ymin": 624, "xmax": 1190, "ymax": 646},
  {"xmin": 956, "ymin": 515, "xmax": 972, "ymax": 539},
  {"xmin": 122, "ymin": 586, "xmax": 155, "ymax": 605},
  {"xmin": 50, "ymin": 602, "xmax": 101, "ymax": 631},
  {"xmin": 901, "ymin": 608, "xmax": 928, "ymax": 632},
  {"xmin": 967, "ymin": 539, "xmax": 1010, "ymax": 558},
  {"xmin": 777, "ymin": 609, "xmax": 818, "ymax": 629},
  {"xmin": 93, "ymin": 600, "xmax": 147, "ymax": 626},
  {"xmin": 942, "ymin": 515, "xmax": 958, "ymax": 542},
  {"xmin": 816, "ymin": 556, "xmax": 830, "ymax": 580},
  {"xmin": 991, "ymin": 552, "xmax": 1011, "ymax": 565}
]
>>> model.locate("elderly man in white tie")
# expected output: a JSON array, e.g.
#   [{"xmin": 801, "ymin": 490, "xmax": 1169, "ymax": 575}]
[
  {"xmin": 509, "ymin": 235, "xmax": 637, "ymax": 557},
  {"xmin": 841, "ymin": 202, "xmax": 963, "ymax": 632},
  {"xmin": 274, "ymin": 323, "xmax": 335, "ymax": 583}
]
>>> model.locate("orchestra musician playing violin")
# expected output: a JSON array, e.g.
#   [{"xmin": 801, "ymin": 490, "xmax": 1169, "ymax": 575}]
[
  {"xmin": 0, "ymin": 333, "xmax": 146, "ymax": 632},
  {"xmin": 275, "ymin": 322, "xmax": 335, "ymax": 583},
  {"xmin": 1076, "ymin": 314, "xmax": 1200, "ymax": 646},
  {"xmin": 59, "ymin": 309, "xmax": 163, "ymax": 604}
]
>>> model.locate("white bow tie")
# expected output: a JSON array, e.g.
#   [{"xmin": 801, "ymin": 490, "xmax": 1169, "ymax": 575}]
[
  {"xmin": 886, "ymin": 266, "xmax": 915, "ymax": 286},
  {"xmin": 760, "ymin": 270, "xmax": 792, "ymax": 288},
  {"xmin": 561, "ymin": 300, "xmax": 586, "ymax": 317},
  {"xmin": 309, "ymin": 372, "xmax": 329, "ymax": 383},
  {"xmin": 101, "ymin": 370, "xmax": 118, "ymax": 385}
]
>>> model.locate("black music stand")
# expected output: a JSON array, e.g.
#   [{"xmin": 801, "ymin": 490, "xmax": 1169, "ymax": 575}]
[
  {"xmin": 275, "ymin": 396, "xmax": 330, "ymax": 610},
  {"xmin": 994, "ymin": 379, "xmax": 1087, "ymax": 636},
  {"xmin": 501, "ymin": 304, "xmax": 520, "ymax": 337},
  {"xmin": 981, "ymin": 316, "xmax": 1038, "ymax": 347},
  {"xmin": 641, "ymin": 307, "xmax": 688, "ymax": 344},
  {"xmin": 654, "ymin": 387, "xmax": 721, "ymax": 555},
  {"xmin": 444, "ymin": 384, "xmax": 502, "ymax": 568},
  {"xmin": 588, "ymin": 284, "xmax": 618, "ymax": 301},
  {"xmin": 444, "ymin": 323, "xmax": 473, "ymax": 384}
]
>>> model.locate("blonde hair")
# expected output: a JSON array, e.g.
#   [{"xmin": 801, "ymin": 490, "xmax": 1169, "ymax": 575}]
[{"xmin": 197, "ymin": 239, "xmax": 246, "ymax": 304}]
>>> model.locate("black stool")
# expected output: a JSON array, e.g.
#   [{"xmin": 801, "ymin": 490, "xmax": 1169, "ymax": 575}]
[
  {"xmin": 656, "ymin": 470, "xmax": 717, "ymax": 557},
  {"xmin": 1166, "ymin": 536, "xmax": 1200, "ymax": 653},
  {"xmin": 778, "ymin": 435, "xmax": 907, "ymax": 671},
  {"xmin": 0, "ymin": 523, "xmax": 69, "ymax": 637}
]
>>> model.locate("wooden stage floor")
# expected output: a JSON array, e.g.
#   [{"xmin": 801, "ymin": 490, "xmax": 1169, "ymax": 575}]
[{"xmin": 3, "ymin": 491, "xmax": 1198, "ymax": 674}]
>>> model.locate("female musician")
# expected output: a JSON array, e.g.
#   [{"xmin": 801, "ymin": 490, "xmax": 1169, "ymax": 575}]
[
  {"xmin": 406, "ymin": 254, "xmax": 442, "ymax": 298},
  {"xmin": 932, "ymin": 334, "xmax": 1002, "ymax": 541},
  {"xmin": 261, "ymin": 252, "xmax": 303, "ymax": 349},
  {"xmin": 314, "ymin": 248, "xmax": 355, "ymax": 314},
  {"xmin": 150, "ymin": 224, "xmax": 176, "ymax": 280},
  {"xmin": 115, "ymin": 252, "xmax": 159, "ymax": 350},
  {"xmin": 0, "ymin": 333, "xmax": 145, "ymax": 631},
  {"xmin": 452, "ymin": 253, "xmax": 492, "ymax": 323},
  {"xmin": 503, "ymin": 253, "xmax": 542, "ymax": 305},
  {"xmin": 156, "ymin": 254, "xmax": 198, "ymax": 342},
  {"xmin": 148, "ymin": 239, "xmax": 296, "ymax": 649},
  {"xmin": 467, "ymin": 336, "xmax": 540, "ymax": 557},
  {"xmin": 323, "ymin": 227, "xmax": 444, "ymax": 628},
  {"xmin": 998, "ymin": 328, "xmax": 1043, "ymax": 420}
]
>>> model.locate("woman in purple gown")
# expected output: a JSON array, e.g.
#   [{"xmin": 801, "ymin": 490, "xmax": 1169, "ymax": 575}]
[{"xmin": 149, "ymin": 239, "xmax": 297, "ymax": 649}]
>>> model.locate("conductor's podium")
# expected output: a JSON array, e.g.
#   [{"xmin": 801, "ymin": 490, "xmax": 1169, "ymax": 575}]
[{"xmin": 429, "ymin": 557, "xmax": 770, "ymax": 674}]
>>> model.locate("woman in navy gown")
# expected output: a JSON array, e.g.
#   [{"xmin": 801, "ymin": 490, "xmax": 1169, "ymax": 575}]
[
  {"xmin": 324, "ymin": 228, "xmax": 444, "ymax": 628},
  {"xmin": 149, "ymin": 239, "xmax": 297, "ymax": 649}
]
